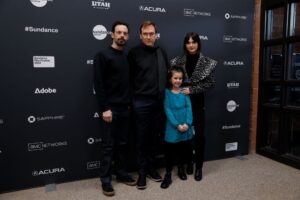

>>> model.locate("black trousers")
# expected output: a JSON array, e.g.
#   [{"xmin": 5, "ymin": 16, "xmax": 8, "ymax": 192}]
[
  {"xmin": 164, "ymin": 140, "xmax": 193, "ymax": 172},
  {"xmin": 132, "ymin": 97, "xmax": 163, "ymax": 175},
  {"xmin": 191, "ymin": 94, "xmax": 205, "ymax": 169},
  {"xmin": 99, "ymin": 106, "xmax": 130, "ymax": 183}
]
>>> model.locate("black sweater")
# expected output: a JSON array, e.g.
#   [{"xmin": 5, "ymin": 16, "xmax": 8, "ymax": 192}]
[
  {"xmin": 94, "ymin": 46, "xmax": 130, "ymax": 112},
  {"xmin": 128, "ymin": 43, "xmax": 168, "ymax": 98}
]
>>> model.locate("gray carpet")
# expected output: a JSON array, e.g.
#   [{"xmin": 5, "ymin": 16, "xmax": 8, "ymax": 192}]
[{"xmin": 1, "ymin": 153, "xmax": 299, "ymax": 200}]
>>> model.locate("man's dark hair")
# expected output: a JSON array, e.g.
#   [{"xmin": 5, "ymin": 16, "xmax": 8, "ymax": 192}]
[{"xmin": 111, "ymin": 21, "xmax": 129, "ymax": 33}]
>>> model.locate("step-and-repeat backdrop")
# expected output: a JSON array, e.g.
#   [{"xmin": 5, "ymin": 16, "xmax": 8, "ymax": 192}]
[{"xmin": 0, "ymin": 0, "xmax": 254, "ymax": 192}]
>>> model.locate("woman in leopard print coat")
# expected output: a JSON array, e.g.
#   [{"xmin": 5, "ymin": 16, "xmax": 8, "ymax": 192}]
[{"xmin": 169, "ymin": 32, "xmax": 217, "ymax": 182}]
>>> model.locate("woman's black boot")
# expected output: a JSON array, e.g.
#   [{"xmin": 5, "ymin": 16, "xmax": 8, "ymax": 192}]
[
  {"xmin": 160, "ymin": 172, "xmax": 172, "ymax": 189},
  {"xmin": 194, "ymin": 167, "xmax": 202, "ymax": 181},
  {"xmin": 177, "ymin": 165, "xmax": 187, "ymax": 180}
]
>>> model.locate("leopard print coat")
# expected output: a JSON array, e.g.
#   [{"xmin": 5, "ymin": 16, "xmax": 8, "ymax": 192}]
[{"xmin": 170, "ymin": 53, "xmax": 217, "ymax": 94}]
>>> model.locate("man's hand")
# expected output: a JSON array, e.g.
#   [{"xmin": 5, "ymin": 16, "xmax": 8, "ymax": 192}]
[{"xmin": 102, "ymin": 110, "xmax": 112, "ymax": 123}]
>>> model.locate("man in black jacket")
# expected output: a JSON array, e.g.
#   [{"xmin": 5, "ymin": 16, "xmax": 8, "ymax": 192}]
[
  {"xmin": 94, "ymin": 21, "xmax": 136, "ymax": 197},
  {"xmin": 128, "ymin": 20, "xmax": 168, "ymax": 190}
]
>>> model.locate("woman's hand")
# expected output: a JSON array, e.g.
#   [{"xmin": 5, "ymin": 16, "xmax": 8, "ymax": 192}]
[{"xmin": 180, "ymin": 87, "xmax": 191, "ymax": 95}]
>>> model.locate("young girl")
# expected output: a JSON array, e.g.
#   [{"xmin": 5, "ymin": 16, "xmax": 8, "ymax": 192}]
[{"xmin": 161, "ymin": 66, "xmax": 193, "ymax": 189}]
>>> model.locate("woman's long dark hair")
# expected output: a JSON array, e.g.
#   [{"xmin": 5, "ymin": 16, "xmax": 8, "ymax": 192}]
[{"xmin": 183, "ymin": 32, "xmax": 201, "ymax": 54}]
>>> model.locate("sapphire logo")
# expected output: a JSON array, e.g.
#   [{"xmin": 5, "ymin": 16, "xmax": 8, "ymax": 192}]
[
  {"xmin": 183, "ymin": 9, "xmax": 211, "ymax": 17},
  {"xmin": 27, "ymin": 115, "xmax": 65, "ymax": 123},
  {"xmin": 28, "ymin": 116, "xmax": 36, "ymax": 123},
  {"xmin": 93, "ymin": 25, "xmax": 110, "ymax": 40},
  {"xmin": 226, "ymin": 100, "xmax": 239, "ymax": 112},
  {"xmin": 33, "ymin": 56, "xmax": 55, "ymax": 68},
  {"xmin": 91, "ymin": 0, "xmax": 110, "ymax": 9},
  {"xmin": 139, "ymin": 5, "xmax": 166, "ymax": 13},
  {"xmin": 224, "ymin": 61, "xmax": 245, "ymax": 66},
  {"xmin": 225, "ymin": 13, "xmax": 247, "ymax": 20},
  {"xmin": 87, "ymin": 137, "xmax": 101, "ymax": 144},
  {"xmin": 225, "ymin": 142, "xmax": 238, "ymax": 152},
  {"xmin": 25, "ymin": 26, "xmax": 58, "ymax": 33},
  {"xmin": 30, "ymin": 0, "xmax": 53, "ymax": 8},
  {"xmin": 87, "ymin": 161, "xmax": 101, "ymax": 170},
  {"xmin": 34, "ymin": 88, "xmax": 57, "ymax": 94},
  {"xmin": 32, "ymin": 167, "xmax": 65, "ymax": 176},
  {"xmin": 227, "ymin": 81, "xmax": 240, "ymax": 89},
  {"xmin": 223, "ymin": 35, "xmax": 247, "ymax": 43}
]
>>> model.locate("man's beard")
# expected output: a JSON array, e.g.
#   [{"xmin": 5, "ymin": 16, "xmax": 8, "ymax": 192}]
[{"xmin": 116, "ymin": 38, "xmax": 126, "ymax": 46}]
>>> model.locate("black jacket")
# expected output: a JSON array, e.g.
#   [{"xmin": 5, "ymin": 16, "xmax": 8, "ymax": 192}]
[{"xmin": 128, "ymin": 43, "xmax": 168, "ymax": 99}]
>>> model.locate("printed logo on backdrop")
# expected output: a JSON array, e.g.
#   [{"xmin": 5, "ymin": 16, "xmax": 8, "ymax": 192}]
[
  {"xmin": 183, "ymin": 9, "xmax": 211, "ymax": 17},
  {"xmin": 226, "ymin": 100, "xmax": 239, "ymax": 112},
  {"xmin": 139, "ymin": 5, "xmax": 166, "ymax": 13},
  {"xmin": 34, "ymin": 88, "xmax": 57, "ymax": 94},
  {"xmin": 225, "ymin": 142, "xmax": 238, "ymax": 152},
  {"xmin": 33, "ymin": 56, "xmax": 55, "ymax": 68},
  {"xmin": 87, "ymin": 137, "xmax": 102, "ymax": 144},
  {"xmin": 227, "ymin": 81, "xmax": 240, "ymax": 89},
  {"xmin": 223, "ymin": 35, "xmax": 247, "ymax": 43},
  {"xmin": 87, "ymin": 161, "xmax": 101, "ymax": 170},
  {"xmin": 25, "ymin": 26, "xmax": 58, "ymax": 33},
  {"xmin": 32, "ymin": 167, "xmax": 65, "ymax": 176},
  {"xmin": 91, "ymin": 0, "xmax": 110, "ymax": 10},
  {"xmin": 27, "ymin": 115, "xmax": 65, "ymax": 124},
  {"xmin": 225, "ymin": 13, "xmax": 247, "ymax": 20},
  {"xmin": 87, "ymin": 59, "xmax": 94, "ymax": 65},
  {"xmin": 30, "ymin": 0, "xmax": 53, "ymax": 8},
  {"xmin": 222, "ymin": 124, "xmax": 241, "ymax": 130},
  {"xmin": 93, "ymin": 25, "xmax": 110, "ymax": 40},
  {"xmin": 94, "ymin": 112, "xmax": 100, "ymax": 118},
  {"xmin": 199, "ymin": 35, "xmax": 208, "ymax": 40},
  {"xmin": 223, "ymin": 61, "xmax": 244, "ymax": 66},
  {"xmin": 28, "ymin": 141, "xmax": 68, "ymax": 151},
  {"xmin": 0, "ymin": 119, "xmax": 3, "ymax": 125}
]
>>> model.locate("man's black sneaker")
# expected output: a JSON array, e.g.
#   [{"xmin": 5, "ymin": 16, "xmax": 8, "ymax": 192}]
[
  {"xmin": 147, "ymin": 170, "xmax": 162, "ymax": 182},
  {"xmin": 116, "ymin": 175, "xmax": 136, "ymax": 186},
  {"xmin": 101, "ymin": 183, "xmax": 115, "ymax": 197},
  {"xmin": 136, "ymin": 174, "xmax": 147, "ymax": 190}
]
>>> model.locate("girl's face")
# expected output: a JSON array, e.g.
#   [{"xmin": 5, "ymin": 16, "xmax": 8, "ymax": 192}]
[
  {"xmin": 170, "ymin": 71, "xmax": 183, "ymax": 89},
  {"xmin": 185, "ymin": 37, "xmax": 199, "ymax": 55}
]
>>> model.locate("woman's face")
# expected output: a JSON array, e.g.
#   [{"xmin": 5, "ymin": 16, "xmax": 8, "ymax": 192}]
[{"xmin": 185, "ymin": 37, "xmax": 199, "ymax": 55}]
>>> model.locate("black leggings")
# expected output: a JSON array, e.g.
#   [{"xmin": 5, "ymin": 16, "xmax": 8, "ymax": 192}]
[{"xmin": 164, "ymin": 140, "xmax": 193, "ymax": 172}]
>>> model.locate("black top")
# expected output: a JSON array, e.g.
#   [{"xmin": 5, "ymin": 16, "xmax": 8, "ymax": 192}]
[
  {"xmin": 93, "ymin": 46, "xmax": 130, "ymax": 112},
  {"xmin": 186, "ymin": 53, "xmax": 199, "ymax": 78},
  {"xmin": 128, "ymin": 43, "xmax": 168, "ymax": 98}
]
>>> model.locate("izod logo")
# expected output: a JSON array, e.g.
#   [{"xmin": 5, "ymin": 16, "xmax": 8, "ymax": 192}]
[{"xmin": 34, "ymin": 88, "xmax": 57, "ymax": 94}]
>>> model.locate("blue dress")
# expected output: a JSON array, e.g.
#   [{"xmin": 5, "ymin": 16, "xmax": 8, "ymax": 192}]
[{"xmin": 164, "ymin": 89, "xmax": 193, "ymax": 143}]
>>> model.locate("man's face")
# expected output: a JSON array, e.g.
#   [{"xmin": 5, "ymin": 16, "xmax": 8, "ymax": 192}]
[
  {"xmin": 140, "ymin": 25, "xmax": 156, "ymax": 47},
  {"xmin": 111, "ymin": 25, "xmax": 129, "ymax": 47}
]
